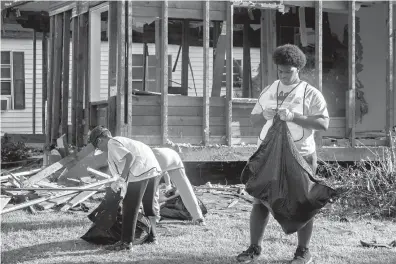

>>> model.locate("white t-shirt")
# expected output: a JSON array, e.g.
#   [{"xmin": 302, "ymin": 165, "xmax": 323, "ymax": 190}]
[
  {"xmin": 152, "ymin": 147, "xmax": 184, "ymax": 171},
  {"xmin": 251, "ymin": 80, "xmax": 329, "ymax": 156},
  {"xmin": 107, "ymin": 137, "xmax": 162, "ymax": 182}
]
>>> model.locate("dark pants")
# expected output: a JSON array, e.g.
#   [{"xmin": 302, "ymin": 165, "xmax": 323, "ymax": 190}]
[{"xmin": 121, "ymin": 177, "xmax": 158, "ymax": 243}]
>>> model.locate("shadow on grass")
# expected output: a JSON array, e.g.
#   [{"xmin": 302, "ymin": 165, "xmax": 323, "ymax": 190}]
[{"xmin": 1, "ymin": 219, "xmax": 88, "ymax": 233}]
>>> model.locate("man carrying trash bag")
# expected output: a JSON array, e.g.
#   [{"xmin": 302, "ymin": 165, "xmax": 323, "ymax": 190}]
[{"xmin": 236, "ymin": 44, "xmax": 337, "ymax": 264}]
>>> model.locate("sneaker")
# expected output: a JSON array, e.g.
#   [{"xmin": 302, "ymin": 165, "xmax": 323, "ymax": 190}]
[
  {"xmin": 236, "ymin": 244, "xmax": 262, "ymax": 263},
  {"xmin": 104, "ymin": 241, "xmax": 132, "ymax": 251},
  {"xmin": 146, "ymin": 234, "xmax": 159, "ymax": 245},
  {"xmin": 290, "ymin": 246, "xmax": 312, "ymax": 264},
  {"xmin": 192, "ymin": 218, "xmax": 206, "ymax": 226}
]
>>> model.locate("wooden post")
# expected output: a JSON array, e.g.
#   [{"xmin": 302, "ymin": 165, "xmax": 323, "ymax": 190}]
[
  {"xmin": 387, "ymin": 2, "xmax": 394, "ymax": 151},
  {"xmin": 266, "ymin": 10, "xmax": 277, "ymax": 84},
  {"xmin": 51, "ymin": 14, "xmax": 64, "ymax": 145},
  {"xmin": 181, "ymin": 19, "xmax": 190, "ymax": 96},
  {"xmin": 161, "ymin": 0, "xmax": 169, "ymax": 145},
  {"xmin": 243, "ymin": 20, "xmax": 251, "ymax": 98},
  {"xmin": 347, "ymin": 0, "xmax": 356, "ymax": 147},
  {"xmin": 116, "ymin": 1, "xmax": 126, "ymax": 136},
  {"xmin": 46, "ymin": 16, "xmax": 55, "ymax": 146},
  {"xmin": 33, "ymin": 29, "xmax": 37, "ymax": 134},
  {"xmin": 203, "ymin": 0, "xmax": 210, "ymax": 145},
  {"xmin": 71, "ymin": 17, "xmax": 78, "ymax": 146},
  {"xmin": 127, "ymin": 0, "xmax": 133, "ymax": 135},
  {"xmin": 83, "ymin": 12, "xmax": 90, "ymax": 143},
  {"xmin": 76, "ymin": 14, "xmax": 87, "ymax": 148},
  {"xmin": 226, "ymin": 1, "xmax": 233, "ymax": 146},
  {"xmin": 314, "ymin": 0, "xmax": 323, "ymax": 148},
  {"xmin": 42, "ymin": 32, "xmax": 48, "ymax": 134},
  {"xmin": 212, "ymin": 21, "xmax": 221, "ymax": 86},
  {"xmin": 156, "ymin": 19, "xmax": 161, "ymax": 96},
  {"xmin": 61, "ymin": 11, "xmax": 71, "ymax": 139},
  {"xmin": 107, "ymin": 1, "xmax": 118, "ymax": 136},
  {"xmin": 260, "ymin": 10, "xmax": 267, "ymax": 90}
]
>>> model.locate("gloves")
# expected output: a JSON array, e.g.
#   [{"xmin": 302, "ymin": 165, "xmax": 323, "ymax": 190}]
[
  {"xmin": 262, "ymin": 107, "xmax": 277, "ymax": 120},
  {"xmin": 111, "ymin": 178, "xmax": 127, "ymax": 198},
  {"xmin": 278, "ymin": 108, "xmax": 295, "ymax": 122}
]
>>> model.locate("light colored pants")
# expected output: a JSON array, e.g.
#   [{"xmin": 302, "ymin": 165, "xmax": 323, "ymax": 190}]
[{"xmin": 154, "ymin": 168, "xmax": 203, "ymax": 221}]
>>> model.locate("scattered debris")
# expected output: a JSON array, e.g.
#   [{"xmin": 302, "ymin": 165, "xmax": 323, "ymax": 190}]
[{"xmin": 360, "ymin": 240, "xmax": 396, "ymax": 249}]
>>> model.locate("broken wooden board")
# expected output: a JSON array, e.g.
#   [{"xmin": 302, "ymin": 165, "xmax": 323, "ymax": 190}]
[
  {"xmin": 60, "ymin": 185, "xmax": 105, "ymax": 212},
  {"xmin": 0, "ymin": 195, "xmax": 11, "ymax": 211},
  {"xmin": 57, "ymin": 150, "xmax": 108, "ymax": 185},
  {"xmin": 23, "ymin": 144, "xmax": 95, "ymax": 186}
]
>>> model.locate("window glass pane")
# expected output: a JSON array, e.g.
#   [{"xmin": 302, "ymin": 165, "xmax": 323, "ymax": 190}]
[
  {"xmin": 1, "ymin": 67, "xmax": 11, "ymax": 78},
  {"xmin": 1, "ymin": 52, "xmax": 11, "ymax": 64},
  {"xmin": 1, "ymin": 82, "xmax": 11, "ymax": 95}
]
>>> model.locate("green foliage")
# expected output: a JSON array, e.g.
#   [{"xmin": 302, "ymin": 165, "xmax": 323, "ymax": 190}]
[{"xmin": 1, "ymin": 133, "xmax": 31, "ymax": 162}]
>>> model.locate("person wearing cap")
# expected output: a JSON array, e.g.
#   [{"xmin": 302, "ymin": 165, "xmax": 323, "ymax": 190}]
[
  {"xmin": 88, "ymin": 126, "xmax": 162, "ymax": 251},
  {"xmin": 152, "ymin": 147, "xmax": 206, "ymax": 225}
]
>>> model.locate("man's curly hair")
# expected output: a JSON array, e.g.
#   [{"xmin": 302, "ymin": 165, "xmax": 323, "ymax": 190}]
[{"xmin": 272, "ymin": 44, "xmax": 307, "ymax": 69}]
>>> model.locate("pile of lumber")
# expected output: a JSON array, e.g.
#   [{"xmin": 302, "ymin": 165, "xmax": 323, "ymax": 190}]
[{"xmin": 1, "ymin": 143, "xmax": 115, "ymax": 215}]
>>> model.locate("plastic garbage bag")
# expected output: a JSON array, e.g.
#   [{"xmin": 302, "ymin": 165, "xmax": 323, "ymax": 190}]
[{"xmin": 241, "ymin": 116, "xmax": 336, "ymax": 234}]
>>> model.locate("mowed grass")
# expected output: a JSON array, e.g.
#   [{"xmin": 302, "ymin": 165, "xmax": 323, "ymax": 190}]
[{"xmin": 1, "ymin": 192, "xmax": 396, "ymax": 264}]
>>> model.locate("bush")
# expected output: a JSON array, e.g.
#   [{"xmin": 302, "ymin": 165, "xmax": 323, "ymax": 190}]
[
  {"xmin": 1, "ymin": 134, "xmax": 31, "ymax": 163},
  {"xmin": 319, "ymin": 149, "xmax": 396, "ymax": 218}
]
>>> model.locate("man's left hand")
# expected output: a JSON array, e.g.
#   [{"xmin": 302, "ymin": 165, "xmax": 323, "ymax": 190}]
[{"xmin": 278, "ymin": 108, "xmax": 295, "ymax": 122}]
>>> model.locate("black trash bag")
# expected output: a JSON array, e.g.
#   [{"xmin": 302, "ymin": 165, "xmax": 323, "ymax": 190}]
[
  {"xmin": 81, "ymin": 187, "xmax": 151, "ymax": 245},
  {"xmin": 160, "ymin": 196, "xmax": 208, "ymax": 221},
  {"xmin": 241, "ymin": 116, "xmax": 337, "ymax": 234}
]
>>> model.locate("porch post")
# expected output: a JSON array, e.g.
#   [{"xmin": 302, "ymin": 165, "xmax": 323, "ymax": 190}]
[
  {"xmin": 202, "ymin": 0, "xmax": 210, "ymax": 145},
  {"xmin": 386, "ymin": 2, "xmax": 394, "ymax": 149},
  {"xmin": 61, "ymin": 11, "xmax": 71, "ymax": 138},
  {"xmin": 161, "ymin": 0, "xmax": 169, "ymax": 145},
  {"xmin": 33, "ymin": 29, "xmax": 36, "ymax": 134},
  {"xmin": 314, "ymin": 0, "xmax": 323, "ymax": 148},
  {"xmin": 347, "ymin": 0, "xmax": 356, "ymax": 147},
  {"xmin": 127, "ymin": 0, "xmax": 133, "ymax": 135},
  {"xmin": 116, "ymin": 0, "xmax": 126, "ymax": 136},
  {"xmin": 225, "ymin": 1, "xmax": 233, "ymax": 146}
]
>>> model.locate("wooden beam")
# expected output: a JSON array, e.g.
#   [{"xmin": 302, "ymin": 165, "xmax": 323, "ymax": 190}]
[
  {"xmin": 41, "ymin": 32, "xmax": 48, "ymax": 134},
  {"xmin": 203, "ymin": 0, "xmax": 210, "ymax": 145},
  {"xmin": 347, "ymin": 0, "xmax": 356, "ymax": 147},
  {"xmin": 116, "ymin": 0, "xmax": 126, "ymax": 136},
  {"xmin": 181, "ymin": 19, "xmax": 190, "ymax": 96},
  {"xmin": 314, "ymin": 1, "xmax": 323, "ymax": 148},
  {"xmin": 161, "ymin": 0, "xmax": 169, "ymax": 145},
  {"xmin": 51, "ymin": 14, "xmax": 63, "ymax": 145},
  {"xmin": 71, "ymin": 17, "xmax": 78, "ymax": 146},
  {"xmin": 387, "ymin": 2, "xmax": 394, "ymax": 148},
  {"xmin": 260, "ymin": 10, "xmax": 267, "ymax": 90},
  {"xmin": 226, "ymin": 1, "xmax": 233, "ymax": 146},
  {"xmin": 88, "ymin": 7, "xmax": 103, "ymax": 102},
  {"xmin": 76, "ymin": 14, "xmax": 87, "ymax": 148},
  {"xmin": 83, "ymin": 12, "xmax": 90, "ymax": 142},
  {"xmin": 107, "ymin": 1, "xmax": 118, "ymax": 136},
  {"xmin": 46, "ymin": 16, "xmax": 55, "ymax": 146},
  {"xmin": 266, "ymin": 10, "xmax": 277, "ymax": 84},
  {"xmin": 127, "ymin": 0, "xmax": 133, "ymax": 135},
  {"xmin": 32, "ymin": 29, "xmax": 36, "ymax": 134},
  {"xmin": 242, "ymin": 20, "xmax": 251, "ymax": 98},
  {"xmin": 61, "ymin": 11, "xmax": 71, "ymax": 138}
]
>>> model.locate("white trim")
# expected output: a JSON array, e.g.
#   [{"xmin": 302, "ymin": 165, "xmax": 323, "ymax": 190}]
[{"xmin": 89, "ymin": 2, "xmax": 109, "ymax": 13}]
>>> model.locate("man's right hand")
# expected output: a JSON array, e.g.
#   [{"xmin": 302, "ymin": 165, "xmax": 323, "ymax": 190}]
[{"xmin": 262, "ymin": 107, "xmax": 277, "ymax": 120}]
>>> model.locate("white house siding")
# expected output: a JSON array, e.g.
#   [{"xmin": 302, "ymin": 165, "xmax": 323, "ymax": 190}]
[{"xmin": 1, "ymin": 38, "xmax": 44, "ymax": 134}]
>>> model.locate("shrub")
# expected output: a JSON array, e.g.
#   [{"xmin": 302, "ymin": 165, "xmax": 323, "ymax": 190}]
[{"xmin": 1, "ymin": 134, "xmax": 31, "ymax": 163}]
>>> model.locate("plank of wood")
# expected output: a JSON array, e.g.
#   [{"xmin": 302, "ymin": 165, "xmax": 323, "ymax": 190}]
[
  {"xmin": 62, "ymin": 11, "xmax": 71, "ymax": 137},
  {"xmin": 133, "ymin": 116, "xmax": 225, "ymax": 127},
  {"xmin": 260, "ymin": 10, "xmax": 268, "ymax": 89},
  {"xmin": 203, "ymin": 0, "xmax": 210, "ymax": 145},
  {"xmin": 51, "ymin": 14, "xmax": 64, "ymax": 144},
  {"xmin": 60, "ymin": 188, "xmax": 101, "ymax": 211},
  {"xmin": 56, "ymin": 134, "xmax": 70, "ymax": 158},
  {"xmin": 87, "ymin": 167, "xmax": 111, "ymax": 179},
  {"xmin": 42, "ymin": 32, "xmax": 48, "ymax": 134},
  {"xmin": 347, "ymin": 0, "xmax": 356, "ymax": 147},
  {"xmin": 108, "ymin": 1, "xmax": 118, "ymax": 135},
  {"xmin": 225, "ymin": 1, "xmax": 233, "ymax": 147},
  {"xmin": 32, "ymin": 29, "xmax": 37, "ymax": 134},
  {"xmin": 181, "ymin": 19, "xmax": 190, "ymax": 95},
  {"xmin": 83, "ymin": 11, "xmax": 90, "ymax": 141},
  {"xmin": 127, "ymin": 0, "xmax": 133, "ymax": 135},
  {"xmin": 387, "ymin": 2, "xmax": 394, "ymax": 148},
  {"xmin": 116, "ymin": 0, "xmax": 127, "ymax": 136},
  {"xmin": 161, "ymin": 0, "xmax": 169, "ymax": 145},
  {"xmin": 314, "ymin": 0, "xmax": 323, "ymax": 148},
  {"xmin": 46, "ymin": 16, "xmax": 55, "ymax": 146},
  {"xmin": 266, "ymin": 9, "xmax": 277, "ymax": 84},
  {"xmin": 71, "ymin": 16, "xmax": 79, "ymax": 146},
  {"xmin": 242, "ymin": 20, "xmax": 251, "ymax": 98},
  {"xmin": 132, "ymin": 125, "xmax": 226, "ymax": 137},
  {"xmin": 23, "ymin": 144, "xmax": 95, "ymax": 186},
  {"xmin": 132, "ymin": 95, "xmax": 225, "ymax": 107},
  {"xmin": 211, "ymin": 34, "xmax": 226, "ymax": 97}
]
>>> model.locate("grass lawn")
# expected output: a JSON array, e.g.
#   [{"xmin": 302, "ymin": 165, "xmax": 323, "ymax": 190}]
[{"xmin": 1, "ymin": 192, "xmax": 396, "ymax": 264}]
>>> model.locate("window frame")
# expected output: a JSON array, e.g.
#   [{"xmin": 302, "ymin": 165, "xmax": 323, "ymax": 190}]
[{"xmin": 1, "ymin": 51, "xmax": 14, "ymax": 110}]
